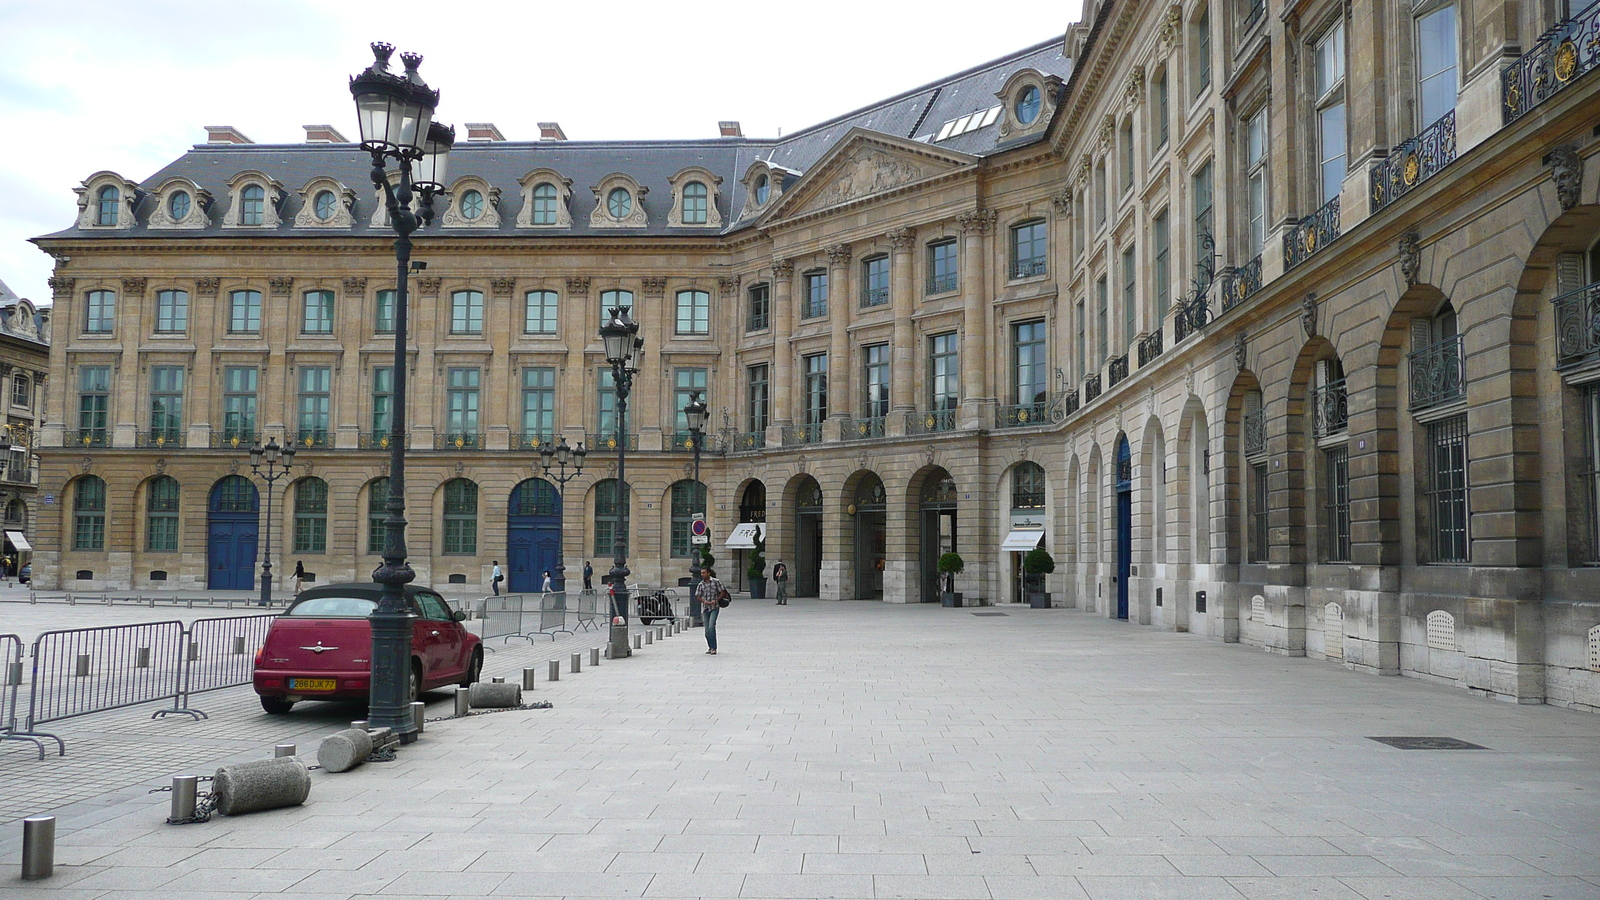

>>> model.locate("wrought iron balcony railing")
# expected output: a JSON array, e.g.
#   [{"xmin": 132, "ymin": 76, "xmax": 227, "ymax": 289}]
[
  {"xmin": 1061, "ymin": 386, "xmax": 1081, "ymax": 417},
  {"xmin": 1010, "ymin": 257, "xmax": 1048, "ymax": 280},
  {"xmin": 905, "ymin": 408, "xmax": 957, "ymax": 435},
  {"xmin": 996, "ymin": 392, "xmax": 1071, "ymax": 429},
  {"xmin": 1284, "ymin": 196, "xmax": 1341, "ymax": 270},
  {"xmin": 783, "ymin": 423, "xmax": 824, "ymax": 446},
  {"xmin": 667, "ymin": 431, "xmax": 726, "ymax": 453},
  {"xmin": 292, "ymin": 431, "xmax": 331, "ymax": 450},
  {"xmin": 1370, "ymin": 109, "xmax": 1457, "ymax": 212},
  {"xmin": 586, "ymin": 432, "xmax": 639, "ymax": 452},
  {"xmin": 67, "ymin": 430, "xmax": 110, "ymax": 448},
  {"xmin": 1243, "ymin": 408, "xmax": 1266, "ymax": 458},
  {"xmin": 1312, "ymin": 378, "xmax": 1349, "ymax": 438},
  {"xmin": 730, "ymin": 430, "xmax": 766, "ymax": 452},
  {"xmin": 434, "ymin": 432, "xmax": 484, "ymax": 451},
  {"xmin": 1, "ymin": 466, "xmax": 36, "ymax": 485},
  {"xmin": 358, "ymin": 431, "xmax": 406, "ymax": 451},
  {"xmin": 1554, "ymin": 279, "xmax": 1600, "ymax": 368},
  {"xmin": 1408, "ymin": 334, "xmax": 1465, "ymax": 411},
  {"xmin": 1137, "ymin": 329, "xmax": 1164, "ymax": 367},
  {"xmin": 842, "ymin": 416, "xmax": 887, "ymax": 440},
  {"xmin": 508, "ymin": 432, "xmax": 553, "ymax": 451},
  {"xmin": 1107, "ymin": 354, "xmax": 1129, "ymax": 388},
  {"xmin": 926, "ymin": 272, "xmax": 958, "ymax": 294},
  {"xmin": 860, "ymin": 287, "xmax": 890, "ymax": 308},
  {"xmin": 1503, "ymin": 7, "xmax": 1600, "ymax": 124},
  {"xmin": 211, "ymin": 431, "xmax": 258, "ymax": 450},
  {"xmin": 1220, "ymin": 255, "xmax": 1263, "ymax": 312},
  {"xmin": 137, "ymin": 430, "xmax": 184, "ymax": 449},
  {"xmin": 1083, "ymin": 373, "xmax": 1102, "ymax": 403}
]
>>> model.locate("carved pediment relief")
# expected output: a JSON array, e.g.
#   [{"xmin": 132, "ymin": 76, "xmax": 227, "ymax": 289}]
[{"xmin": 764, "ymin": 129, "xmax": 975, "ymax": 221}]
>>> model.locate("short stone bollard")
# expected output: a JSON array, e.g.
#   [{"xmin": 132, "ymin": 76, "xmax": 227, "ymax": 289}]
[
  {"xmin": 491, "ymin": 676, "xmax": 505, "ymax": 684},
  {"xmin": 603, "ymin": 644, "xmax": 612, "ymax": 659},
  {"xmin": 273, "ymin": 743, "xmax": 296, "ymax": 758},
  {"xmin": 645, "ymin": 631, "xmax": 653, "ymax": 645},
  {"xmin": 454, "ymin": 686, "xmax": 471, "ymax": 717},
  {"xmin": 21, "ymin": 815, "xmax": 54, "ymax": 880},
  {"xmin": 590, "ymin": 647, "xmax": 600, "ymax": 667},
  {"xmin": 411, "ymin": 701, "xmax": 425, "ymax": 735},
  {"xmin": 633, "ymin": 634, "xmax": 642, "ymax": 650},
  {"xmin": 522, "ymin": 667, "xmax": 537, "ymax": 691},
  {"xmin": 548, "ymin": 660, "xmax": 560, "ymax": 682},
  {"xmin": 350, "ymin": 720, "xmax": 367, "ymax": 732},
  {"xmin": 212, "ymin": 757, "xmax": 312, "ymax": 814},
  {"xmin": 467, "ymin": 681, "xmax": 520, "ymax": 708},
  {"xmin": 317, "ymin": 729, "xmax": 374, "ymax": 773},
  {"xmin": 570, "ymin": 653, "xmax": 581, "ymax": 674},
  {"xmin": 656, "ymin": 627, "xmax": 664, "ymax": 641}
]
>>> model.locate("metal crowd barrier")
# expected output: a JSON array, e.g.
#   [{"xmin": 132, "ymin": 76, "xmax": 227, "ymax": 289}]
[
  {"xmin": 476, "ymin": 587, "xmax": 681, "ymax": 641},
  {"xmin": 1, "ymin": 633, "xmax": 62, "ymax": 759},
  {"xmin": 161, "ymin": 614, "xmax": 277, "ymax": 718},
  {"xmin": 25, "ymin": 621, "xmax": 188, "ymax": 733}
]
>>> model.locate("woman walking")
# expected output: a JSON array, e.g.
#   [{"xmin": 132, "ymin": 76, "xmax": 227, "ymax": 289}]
[
  {"xmin": 772, "ymin": 561, "xmax": 788, "ymax": 605},
  {"xmin": 696, "ymin": 565, "xmax": 727, "ymax": 654},
  {"xmin": 291, "ymin": 560, "xmax": 306, "ymax": 596}
]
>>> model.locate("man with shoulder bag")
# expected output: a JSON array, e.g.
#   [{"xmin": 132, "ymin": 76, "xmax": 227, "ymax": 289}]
[{"xmin": 696, "ymin": 566, "xmax": 728, "ymax": 654}]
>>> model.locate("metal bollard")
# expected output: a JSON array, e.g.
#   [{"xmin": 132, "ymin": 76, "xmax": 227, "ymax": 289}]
[
  {"xmin": 453, "ymin": 686, "xmax": 470, "ymax": 717},
  {"xmin": 633, "ymin": 634, "xmax": 642, "ymax": 650},
  {"xmin": 570, "ymin": 653, "xmax": 581, "ymax": 674},
  {"xmin": 74, "ymin": 654, "xmax": 90, "ymax": 677},
  {"xmin": 644, "ymin": 630, "xmax": 652, "ymax": 645},
  {"xmin": 350, "ymin": 720, "xmax": 367, "ymax": 732},
  {"xmin": 273, "ymin": 743, "xmax": 296, "ymax": 758},
  {"xmin": 491, "ymin": 676, "xmax": 505, "ymax": 684},
  {"xmin": 233, "ymin": 636, "xmax": 247, "ymax": 655},
  {"xmin": 169, "ymin": 776, "xmax": 198, "ymax": 821},
  {"xmin": 411, "ymin": 701, "xmax": 425, "ymax": 735},
  {"xmin": 604, "ymin": 644, "xmax": 612, "ymax": 659},
  {"xmin": 522, "ymin": 667, "xmax": 537, "ymax": 691},
  {"xmin": 590, "ymin": 647, "xmax": 600, "ymax": 667},
  {"xmin": 548, "ymin": 660, "xmax": 560, "ymax": 682},
  {"xmin": 657, "ymin": 627, "xmax": 664, "ymax": 641},
  {"xmin": 135, "ymin": 647, "xmax": 151, "ymax": 668},
  {"xmin": 21, "ymin": 815, "xmax": 55, "ymax": 880}
]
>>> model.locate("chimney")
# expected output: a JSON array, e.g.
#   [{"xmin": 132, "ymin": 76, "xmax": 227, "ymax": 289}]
[
  {"xmin": 302, "ymin": 124, "xmax": 348, "ymax": 143},
  {"xmin": 538, "ymin": 122, "xmax": 568, "ymax": 141},
  {"xmin": 466, "ymin": 123, "xmax": 507, "ymax": 142},
  {"xmin": 719, "ymin": 121, "xmax": 743, "ymax": 138},
  {"xmin": 204, "ymin": 125, "xmax": 254, "ymax": 144}
]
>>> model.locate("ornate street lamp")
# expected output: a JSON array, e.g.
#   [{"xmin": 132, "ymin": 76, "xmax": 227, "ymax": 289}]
[
  {"xmin": 600, "ymin": 307, "xmax": 642, "ymax": 659},
  {"xmin": 537, "ymin": 436, "xmax": 587, "ymax": 593},
  {"xmin": 683, "ymin": 391, "xmax": 708, "ymax": 623},
  {"xmin": 349, "ymin": 41, "xmax": 453, "ymax": 743},
  {"xmin": 247, "ymin": 437, "xmax": 296, "ymax": 608}
]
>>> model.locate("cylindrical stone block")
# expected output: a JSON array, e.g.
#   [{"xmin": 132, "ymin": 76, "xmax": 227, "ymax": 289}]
[
  {"xmin": 316, "ymin": 729, "xmax": 373, "ymax": 774},
  {"xmin": 411, "ymin": 701, "xmax": 425, "ymax": 735},
  {"xmin": 212, "ymin": 758, "xmax": 312, "ymax": 814},
  {"xmin": 74, "ymin": 654, "xmax": 90, "ymax": 677},
  {"xmin": 454, "ymin": 686, "xmax": 471, "ymax": 717},
  {"xmin": 570, "ymin": 653, "xmax": 581, "ymax": 674},
  {"xmin": 548, "ymin": 660, "xmax": 560, "ymax": 682},
  {"xmin": 170, "ymin": 776, "xmax": 198, "ymax": 820},
  {"xmin": 522, "ymin": 667, "xmax": 537, "ymax": 690},
  {"xmin": 633, "ymin": 634, "xmax": 642, "ymax": 650},
  {"xmin": 233, "ymin": 636, "xmax": 247, "ymax": 655},
  {"xmin": 467, "ymin": 681, "xmax": 521, "ymax": 708},
  {"xmin": 135, "ymin": 647, "xmax": 150, "ymax": 669},
  {"xmin": 21, "ymin": 816, "xmax": 54, "ymax": 880},
  {"xmin": 589, "ymin": 648, "xmax": 600, "ymax": 667},
  {"xmin": 491, "ymin": 676, "xmax": 505, "ymax": 684},
  {"xmin": 273, "ymin": 743, "xmax": 296, "ymax": 758}
]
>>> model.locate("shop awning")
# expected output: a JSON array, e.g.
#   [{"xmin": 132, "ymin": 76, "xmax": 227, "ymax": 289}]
[
  {"xmin": 725, "ymin": 522, "xmax": 766, "ymax": 549},
  {"xmin": 1000, "ymin": 530, "xmax": 1045, "ymax": 551},
  {"xmin": 4, "ymin": 531, "xmax": 31, "ymax": 552}
]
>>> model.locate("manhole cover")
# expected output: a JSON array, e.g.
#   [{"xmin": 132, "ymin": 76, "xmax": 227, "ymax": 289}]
[
  {"xmin": 1368, "ymin": 736, "xmax": 1488, "ymax": 750},
  {"xmin": 970, "ymin": 612, "xmax": 1009, "ymax": 617}
]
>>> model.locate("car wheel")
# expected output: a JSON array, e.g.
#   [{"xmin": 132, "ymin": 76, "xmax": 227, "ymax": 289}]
[
  {"xmin": 408, "ymin": 661, "xmax": 423, "ymax": 704},
  {"xmin": 459, "ymin": 648, "xmax": 483, "ymax": 688},
  {"xmin": 260, "ymin": 695, "xmax": 294, "ymax": 715}
]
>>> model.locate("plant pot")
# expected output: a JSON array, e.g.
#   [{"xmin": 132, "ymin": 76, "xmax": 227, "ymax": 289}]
[
  {"xmin": 941, "ymin": 592, "xmax": 962, "ymax": 608},
  {"xmin": 1028, "ymin": 591, "xmax": 1051, "ymax": 609},
  {"xmin": 748, "ymin": 577, "xmax": 766, "ymax": 600}
]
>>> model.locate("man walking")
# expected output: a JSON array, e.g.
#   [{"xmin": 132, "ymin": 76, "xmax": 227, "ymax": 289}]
[
  {"xmin": 583, "ymin": 561, "xmax": 593, "ymax": 591},
  {"xmin": 696, "ymin": 566, "xmax": 727, "ymax": 654},
  {"xmin": 491, "ymin": 560, "xmax": 503, "ymax": 596}
]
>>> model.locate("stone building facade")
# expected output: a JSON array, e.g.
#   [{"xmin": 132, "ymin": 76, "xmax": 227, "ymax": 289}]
[
  {"xmin": 0, "ymin": 280, "xmax": 50, "ymax": 566},
  {"xmin": 30, "ymin": 0, "xmax": 1600, "ymax": 711}
]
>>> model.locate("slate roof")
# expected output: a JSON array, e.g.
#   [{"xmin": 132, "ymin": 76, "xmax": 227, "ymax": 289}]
[{"xmin": 38, "ymin": 37, "xmax": 1070, "ymax": 242}]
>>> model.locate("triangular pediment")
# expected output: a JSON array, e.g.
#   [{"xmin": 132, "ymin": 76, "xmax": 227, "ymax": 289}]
[{"xmin": 762, "ymin": 128, "xmax": 978, "ymax": 222}]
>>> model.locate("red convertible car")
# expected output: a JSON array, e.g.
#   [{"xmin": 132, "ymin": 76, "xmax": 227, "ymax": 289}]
[{"xmin": 253, "ymin": 583, "xmax": 483, "ymax": 714}]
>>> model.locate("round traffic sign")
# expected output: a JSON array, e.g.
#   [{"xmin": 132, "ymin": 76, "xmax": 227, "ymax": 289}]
[{"xmin": 691, "ymin": 519, "xmax": 709, "ymax": 536}]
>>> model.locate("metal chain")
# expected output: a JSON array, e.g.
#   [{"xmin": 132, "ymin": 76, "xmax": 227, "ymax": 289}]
[
  {"xmin": 151, "ymin": 776, "xmax": 218, "ymax": 825},
  {"xmin": 423, "ymin": 700, "xmax": 553, "ymax": 724}
]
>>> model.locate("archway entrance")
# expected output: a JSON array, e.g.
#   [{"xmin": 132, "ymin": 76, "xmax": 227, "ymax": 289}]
[
  {"xmin": 919, "ymin": 470, "xmax": 958, "ymax": 603},
  {"xmin": 794, "ymin": 477, "xmax": 823, "ymax": 597},
  {"xmin": 207, "ymin": 475, "xmax": 259, "ymax": 590},
  {"xmin": 508, "ymin": 478, "xmax": 561, "ymax": 593},
  {"xmin": 730, "ymin": 481, "xmax": 767, "ymax": 592},
  {"xmin": 1116, "ymin": 437, "xmax": 1132, "ymax": 620},
  {"xmin": 852, "ymin": 475, "xmax": 886, "ymax": 599}
]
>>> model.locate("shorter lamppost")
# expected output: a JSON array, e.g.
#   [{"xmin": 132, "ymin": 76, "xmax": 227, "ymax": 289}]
[
  {"xmin": 248, "ymin": 437, "xmax": 297, "ymax": 607},
  {"xmin": 683, "ymin": 392, "xmax": 708, "ymax": 625},
  {"xmin": 537, "ymin": 436, "xmax": 587, "ymax": 593},
  {"xmin": 600, "ymin": 307, "xmax": 643, "ymax": 659}
]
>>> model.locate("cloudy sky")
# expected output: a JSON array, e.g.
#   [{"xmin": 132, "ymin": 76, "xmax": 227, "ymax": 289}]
[{"xmin": 0, "ymin": 0, "xmax": 1082, "ymax": 305}]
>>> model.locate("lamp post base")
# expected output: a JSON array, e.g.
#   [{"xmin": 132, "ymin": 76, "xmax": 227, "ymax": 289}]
[{"xmin": 609, "ymin": 623, "xmax": 631, "ymax": 659}]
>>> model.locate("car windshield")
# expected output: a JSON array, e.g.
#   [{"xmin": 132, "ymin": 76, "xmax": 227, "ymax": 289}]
[{"xmin": 287, "ymin": 596, "xmax": 377, "ymax": 617}]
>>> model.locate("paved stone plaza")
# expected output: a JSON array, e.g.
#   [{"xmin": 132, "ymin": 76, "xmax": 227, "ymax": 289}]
[{"xmin": 3, "ymin": 598, "xmax": 1600, "ymax": 900}]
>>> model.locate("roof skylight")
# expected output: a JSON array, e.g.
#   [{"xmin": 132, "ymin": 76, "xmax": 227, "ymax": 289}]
[{"xmin": 933, "ymin": 106, "xmax": 1002, "ymax": 142}]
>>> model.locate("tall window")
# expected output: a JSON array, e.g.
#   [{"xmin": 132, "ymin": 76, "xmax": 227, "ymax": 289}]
[
  {"xmin": 930, "ymin": 333, "xmax": 959, "ymax": 412},
  {"xmin": 375, "ymin": 289, "xmax": 396, "ymax": 334},
  {"xmin": 443, "ymin": 479, "xmax": 478, "ymax": 554},
  {"xmin": 673, "ymin": 368, "xmax": 708, "ymax": 438},
  {"xmin": 598, "ymin": 368, "xmax": 619, "ymax": 435},
  {"xmin": 1154, "ymin": 69, "xmax": 1170, "ymax": 149},
  {"xmin": 223, "ymin": 367, "xmax": 257, "ymax": 440},
  {"xmin": 78, "ymin": 365, "xmax": 110, "ymax": 441},
  {"xmin": 149, "ymin": 366, "xmax": 184, "ymax": 441},
  {"xmin": 1095, "ymin": 161, "xmax": 1107, "ymax": 226},
  {"xmin": 1013, "ymin": 320, "xmax": 1047, "ymax": 405},
  {"xmin": 747, "ymin": 364, "xmax": 769, "ymax": 433},
  {"xmin": 1153, "ymin": 210, "xmax": 1171, "ymax": 324},
  {"xmin": 74, "ymin": 476, "xmax": 106, "ymax": 551},
  {"xmin": 240, "ymin": 185, "xmax": 266, "ymax": 225},
  {"xmin": 1325, "ymin": 446, "xmax": 1351, "ymax": 562},
  {"xmin": 1192, "ymin": 5, "xmax": 1212, "ymax": 98},
  {"xmin": 804, "ymin": 353, "xmax": 829, "ymax": 425},
  {"xmin": 1073, "ymin": 194, "xmax": 1086, "ymax": 257},
  {"xmin": 747, "ymin": 283, "xmax": 770, "ymax": 332},
  {"xmin": 1096, "ymin": 276, "xmax": 1109, "ymax": 365},
  {"xmin": 95, "ymin": 186, "xmax": 119, "ymax": 225},
  {"xmin": 1427, "ymin": 415, "xmax": 1469, "ymax": 563},
  {"xmin": 146, "ymin": 476, "xmax": 180, "ymax": 552},
  {"xmin": 155, "ymin": 289, "xmax": 188, "ymax": 333},
  {"xmin": 229, "ymin": 289, "xmax": 262, "ymax": 334},
  {"xmin": 1246, "ymin": 110, "xmax": 1267, "ymax": 258},
  {"xmin": 1585, "ymin": 385, "xmax": 1600, "ymax": 562},
  {"xmin": 1250, "ymin": 462, "xmax": 1269, "ymax": 563},
  {"xmin": 594, "ymin": 478, "xmax": 629, "ymax": 556},
  {"xmin": 525, "ymin": 290, "xmax": 558, "ymax": 334},
  {"xmin": 1012, "ymin": 461, "xmax": 1046, "ymax": 510},
  {"xmin": 11, "ymin": 374, "xmax": 29, "ymax": 409},
  {"xmin": 1121, "ymin": 246, "xmax": 1137, "ymax": 351},
  {"xmin": 928, "ymin": 239, "xmax": 959, "ymax": 293},
  {"xmin": 1011, "ymin": 219, "xmax": 1048, "ymax": 279},
  {"xmin": 521, "ymin": 367, "xmax": 555, "ymax": 444},
  {"xmin": 803, "ymin": 270, "xmax": 828, "ymax": 319},
  {"xmin": 1316, "ymin": 20, "xmax": 1348, "ymax": 204},
  {"xmin": 676, "ymin": 289, "xmax": 710, "ymax": 335},
  {"xmin": 670, "ymin": 480, "xmax": 707, "ymax": 557},
  {"xmin": 302, "ymin": 290, "xmax": 334, "ymax": 334},
  {"xmin": 863, "ymin": 344, "xmax": 890, "ymax": 419},
  {"xmin": 367, "ymin": 477, "xmax": 390, "ymax": 554},
  {"xmin": 451, "ymin": 289, "xmax": 484, "ymax": 335},
  {"xmin": 446, "ymin": 368, "xmax": 480, "ymax": 437},
  {"xmin": 682, "ymin": 182, "xmax": 708, "ymax": 224},
  {"xmin": 371, "ymin": 366, "xmax": 393, "ymax": 439},
  {"xmin": 1119, "ymin": 118, "xmax": 1135, "ymax": 195},
  {"xmin": 1076, "ymin": 298, "xmax": 1088, "ymax": 379},
  {"xmin": 531, "ymin": 183, "xmax": 559, "ymax": 225},
  {"xmin": 293, "ymin": 478, "xmax": 328, "ymax": 554},
  {"xmin": 297, "ymin": 367, "xmax": 331, "ymax": 441},
  {"xmin": 600, "ymin": 289, "xmax": 633, "ymax": 327},
  {"xmin": 1416, "ymin": 3, "xmax": 1458, "ymax": 127},
  {"xmin": 84, "ymin": 290, "xmax": 115, "ymax": 334},
  {"xmin": 1193, "ymin": 161, "xmax": 1214, "ymax": 260},
  {"xmin": 861, "ymin": 255, "xmax": 890, "ymax": 307}
]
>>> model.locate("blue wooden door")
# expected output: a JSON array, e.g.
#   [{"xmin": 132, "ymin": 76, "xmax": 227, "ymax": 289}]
[
  {"xmin": 207, "ymin": 475, "xmax": 259, "ymax": 590},
  {"xmin": 1116, "ymin": 438, "xmax": 1132, "ymax": 620},
  {"xmin": 508, "ymin": 479, "xmax": 562, "ymax": 592}
]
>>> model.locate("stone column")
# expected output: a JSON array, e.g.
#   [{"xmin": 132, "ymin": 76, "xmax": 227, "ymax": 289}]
[
  {"xmin": 43, "ymin": 275, "xmax": 73, "ymax": 447},
  {"xmin": 411, "ymin": 276, "xmax": 441, "ymax": 446},
  {"xmin": 487, "ymin": 277, "xmax": 517, "ymax": 450},
  {"xmin": 887, "ymin": 227, "xmax": 917, "ymax": 434},
  {"xmin": 768, "ymin": 259, "xmax": 795, "ymax": 439},
  {"xmin": 958, "ymin": 209, "xmax": 996, "ymax": 428},
  {"xmin": 334, "ymin": 277, "xmax": 366, "ymax": 449},
  {"xmin": 826, "ymin": 244, "xmax": 852, "ymax": 433},
  {"xmin": 115, "ymin": 277, "xmax": 146, "ymax": 447},
  {"xmin": 564, "ymin": 277, "xmax": 591, "ymax": 447}
]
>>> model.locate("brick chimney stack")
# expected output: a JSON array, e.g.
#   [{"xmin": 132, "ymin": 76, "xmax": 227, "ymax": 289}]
[
  {"xmin": 538, "ymin": 122, "xmax": 568, "ymax": 141},
  {"xmin": 302, "ymin": 124, "xmax": 349, "ymax": 143},
  {"xmin": 719, "ymin": 121, "xmax": 743, "ymax": 138},
  {"xmin": 465, "ymin": 123, "xmax": 506, "ymax": 142},
  {"xmin": 204, "ymin": 125, "xmax": 254, "ymax": 144}
]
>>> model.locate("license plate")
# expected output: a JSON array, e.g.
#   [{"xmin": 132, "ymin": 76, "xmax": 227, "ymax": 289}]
[{"xmin": 289, "ymin": 678, "xmax": 337, "ymax": 691}]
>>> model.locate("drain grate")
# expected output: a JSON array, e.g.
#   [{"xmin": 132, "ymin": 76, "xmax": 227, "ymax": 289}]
[
  {"xmin": 970, "ymin": 612, "xmax": 1009, "ymax": 617},
  {"xmin": 1368, "ymin": 736, "xmax": 1488, "ymax": 750}
]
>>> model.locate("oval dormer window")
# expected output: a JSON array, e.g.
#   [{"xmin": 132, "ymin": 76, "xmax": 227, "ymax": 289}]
[
  {"xmin": 1015, "ymin": 85, "xmax": 1042, "ymax": 125},
  {"xmin": 460, "ymin": 189, "xmax": 484, "ymax": 221},
  {"xmin": 168, "ymin": 191, "xmax": 191, "ymax": 221},
  {"xmin": 607, "ymin": 187, "xmax": 633, "ymax": 219},
  {"xmin": 754, "ymin": 174, "xmax": 770, "ymax": 206},
  {"xmin": 313, "ymin": 190, "xmax": 337, "ymax": 221}
]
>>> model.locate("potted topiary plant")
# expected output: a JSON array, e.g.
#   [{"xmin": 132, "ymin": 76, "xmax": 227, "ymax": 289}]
[
  {"xmin": 1023, "ymin": 547, "xmax": 1055, "ymax": 608},
  {"xmin": 746, "ymin": 529, "xmax": 767, "ymax": 600},
  {"xmin": 937, "ymin": 551, "xmax": 965, "ymax": 607}
]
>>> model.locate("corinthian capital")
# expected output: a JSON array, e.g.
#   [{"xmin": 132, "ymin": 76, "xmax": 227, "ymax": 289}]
[
  {"xmin": 826, "ymin": 243, "xmax": 853, "ymax": 266},
  {"xmin": 886, "ymin": 227, "xmax": 916, "ymax": 252},
  {"xmin": 958, "ymin": 208, "xmax": 997, "ymax": 235}
]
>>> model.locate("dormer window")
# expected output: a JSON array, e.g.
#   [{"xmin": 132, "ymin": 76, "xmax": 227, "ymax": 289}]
[
  {"xmin": 532, "ymin": 184, "xmax": 558, "ymax": 224},
  {"xmin": 77, "ymin": 171, "xmax": 139, "ymax": 229},
  {"xmin": 754, "ymin": 175, "xmax": 770, "ymax": 205},
  {"xmin": 682, "ymin": 182, "xmax": 708, "ymax": 224},
  {"xmin": 667, "ymin": 167, "xmax": 724, "ymax": 228},
  {"xmin": 460, "ymin": 189, "xmax": 484, "ymax": 221},
  {"xmin": 444, "ymin": 178, "xmax": 501, "ymax": 227},
  {"xmin": 590, "ymin": 174, "xmax": 648, "ymax": 227},
  {"xmin": 222, "ymin": 173, "xmax": 282, "ymax": 228},
  {"xmin": 997, "ymin": 69, "xmax": 1062, "ymax": 139},
  {"xmin": 168, "ymin": 191, "xmax": 191, "ymax": 221},
  {"xmin": 517, "ymin": 169, "xmax": 573, "ymax": 228},
  {"xmin": 1015, "ymin": 86, "xmax": 1042, "ymax": 125},
  {"xmin": 313, "ymin": 190, "xmax": 337, "ymax": 221},
  {"xmin": 608, "ymin": 188, "xmax": 632, "ymax": 218},
  {"xmin": 241, "ymin": 186, "xmax": 265, "ymax": 225},
  {"xmin": 96, "ymin": 187, "xmax": 120, "ymax": 225}
]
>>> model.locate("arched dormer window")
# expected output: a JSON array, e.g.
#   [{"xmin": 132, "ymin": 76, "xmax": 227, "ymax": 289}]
[
  {"xmin": 443, "ymin": 177, "xmax": 502, "ymax": 228},
  {"xmin": 148, "ymin": 177, "xmax": 211, "ymax": 230},
  {"xmin": 738, "ymin": 161, "xmax": 796, "ymax": 221},
  {"xmin": 996, "ymin": 69, "xmax": 1064, "ymax": 140},
  {"xmin": 97, "ymin": 186, "xmax": 120, "ymax": 225},
  {"xmin": 222, "ymin": 171, "xmax": 283, "ymax": 229},
  {"xmin": 292, "ymin": 177, "xmax": 357, "ymax": 228},
  {"xmin": 590, "ymin": 174, "xmax": 648, "ymax": 228},
  {"xmin": 74, "ymin": 171, "xmax": 139, "ymax": 230},
  {"xmin": 667, "ymin": 167, "xmax": 723, "ymax": 228},
  {"xmin": 516, "ymin": 169, "xmax": 574, "ymax": 228}
]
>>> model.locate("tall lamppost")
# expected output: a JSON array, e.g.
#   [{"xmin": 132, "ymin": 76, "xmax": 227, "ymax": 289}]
[
  {"xmin": 247, "ymin": 438, "xmax": 296, "ymax": 608},
  {"xmin": 599, "ymin": 307, "xmax": 643, "ymax": 659},
  {"xmin": 683, "ymin": 392, "xmax": 708, "ymax": 625},
  {"xmin": 537, "ymin": 436, "xmax": 587, "ymax": 593},
  {"xmin": 349, "ymin": 42, "xmax": 454, "ymax": 743}
]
